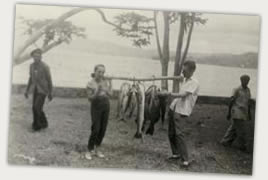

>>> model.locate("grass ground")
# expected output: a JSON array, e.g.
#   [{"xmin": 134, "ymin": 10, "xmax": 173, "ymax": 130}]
[{"xmin": 8, "ymin": 94, "xmax": 255, "ymax": 175}]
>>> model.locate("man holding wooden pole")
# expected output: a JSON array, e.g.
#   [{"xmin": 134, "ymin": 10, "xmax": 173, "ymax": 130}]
[{"xmin": 159, "ymin": 60, "xmax": 199, "ymax": 167}]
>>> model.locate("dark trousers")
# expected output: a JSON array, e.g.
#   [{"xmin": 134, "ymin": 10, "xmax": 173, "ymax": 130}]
[
  {"xmin": 32, "ymin": 88, "xmax": 48, "ymax": 131},
  {"xmin": 221, "ymin": 118, "xmax": 247, "ymax": 149},
  {"xmin": 88, "ymin": 96, "xmax": 110, "ymax": 151},
  {"xmin": 168, "ymin": 109, "xmax": 189, "ymax": 161}
]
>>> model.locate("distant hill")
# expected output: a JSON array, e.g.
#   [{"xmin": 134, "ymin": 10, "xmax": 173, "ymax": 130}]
[
  {"xmin": 186, "ymin": 52, "xmax": 259, "ymax": 69},
  {"xmin": 60, "ymin": 38, "xmax": 156, "ymax": 59},
  {"xmin": 60, "ymin": 38, "xmax": 258, "ymax": 69}
]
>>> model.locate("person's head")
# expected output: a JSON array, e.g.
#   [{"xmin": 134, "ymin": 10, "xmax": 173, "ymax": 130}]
[
  {"xmin": 182, "ymin": 60, "xmax": 196, "ymax": 79},
  {"xmin": 30, "ymin": 48, "xmax": 42, "ymax": 63},
  {"xmin": 91, "ymin": 64, "xmax": 106, "ymax": 80},
  {"xmin": 240, "ymin": 74, "xmax": 250, "ymax": 88}
]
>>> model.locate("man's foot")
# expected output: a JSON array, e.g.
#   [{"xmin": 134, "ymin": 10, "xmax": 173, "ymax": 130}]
[
  {"xmin": 95, "ymin": 148, "xmax": 105, "ymax": 158},
  {"xmin": 181, "ymin": 161, "xmax": 189, "ymax": 167},
  {"xmin": 85, "ymin": 151, "xmax": 95, "ymax": 160},
  {"xmin": 167, "ymin": 154, "xmax": 181, "ymax": 160},
  {"xmin": 96, "ymin": 151, "xmax": 105, "ymax": 158}
]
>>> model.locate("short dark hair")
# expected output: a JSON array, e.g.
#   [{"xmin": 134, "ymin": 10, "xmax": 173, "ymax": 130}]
[
  {"xmin": 30, "ymin": 48, "xmax": 42, "ymax": 57},
  {"xmin": 240, "ymin": 74, "xmax": 250, "ymax": 82},
  {"xmin": 91, "ymin": 64, "xmax": 105, "ymax": 78},
  {"xmin": 183, "ymin": 60, "xmax": 196, "ymax": 72}
]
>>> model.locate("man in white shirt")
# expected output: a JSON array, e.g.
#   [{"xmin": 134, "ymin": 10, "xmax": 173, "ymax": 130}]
[{"xmin": 161, "ymin": 60, "xmax": 199, "ymax": 167}]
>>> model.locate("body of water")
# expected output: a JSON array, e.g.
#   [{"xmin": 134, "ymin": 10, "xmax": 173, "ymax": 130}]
[{"xmin": 12, "ymin": 50, "xmax": 258, "ymax": 98}]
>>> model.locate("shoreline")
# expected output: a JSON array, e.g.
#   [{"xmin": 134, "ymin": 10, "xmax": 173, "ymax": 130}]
[{"xmin": 11, "ymin": 84, "xmax": 256, "ymax": 106}]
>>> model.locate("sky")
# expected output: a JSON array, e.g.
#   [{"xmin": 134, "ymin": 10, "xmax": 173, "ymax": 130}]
[{"xmin": 14, "ymin": 4, "xmax": 261, "ymax": 54}]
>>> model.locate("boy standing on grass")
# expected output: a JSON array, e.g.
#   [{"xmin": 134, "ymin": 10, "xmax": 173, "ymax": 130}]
[
  {"xmin": 220, "ymin": 75, "xmax": 252, "ymax": 152},
  {"xmin": 160, "ymin": 60, "xmax": 200, "ymax": 167},
  {"xmin": 85, "ymin": 64, "xmax": 113, "ymax": 160}
]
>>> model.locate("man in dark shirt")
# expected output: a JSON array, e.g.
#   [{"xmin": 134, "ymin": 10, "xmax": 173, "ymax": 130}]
[
  {"xmin": 24, "ymin": 48, "xmax": 53, "ymax": 131},
  {"xmin": 220, "ymin": 75, "xmax": 251, "ymax": 152}
]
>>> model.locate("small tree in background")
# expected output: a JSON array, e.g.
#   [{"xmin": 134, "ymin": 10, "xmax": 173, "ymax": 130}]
[
  {"xmin": 14, "ymin": 16, "xmax": 86, "ymax": 65},
  {"xmin": 113, "ymin": 11, "xmax": 207, "ymax": 91}
]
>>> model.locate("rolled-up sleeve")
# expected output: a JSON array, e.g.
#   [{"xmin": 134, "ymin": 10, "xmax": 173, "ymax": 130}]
[{"xmin": 183, "ymin": 80, "xmax": 199, "ymax": 94}]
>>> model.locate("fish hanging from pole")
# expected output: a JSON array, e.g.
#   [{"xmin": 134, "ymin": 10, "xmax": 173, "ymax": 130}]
[
  {"xmin": 144, "ymin": 85, "xmax": 161, "ymax": 135},
  {"xmin": 121, "ymin": 81, "xmax": 146, "ymax": 139},
  {"xmin": 117, "ymin": 82, "xmax": 131, "ymax": 121},
  {"xmin": 133, "ymin": 82, "xmax": 146, "ymax": 139}
]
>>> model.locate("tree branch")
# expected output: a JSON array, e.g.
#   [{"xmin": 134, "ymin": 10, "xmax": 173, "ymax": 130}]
[
  {"xmin": 14, "ymin": 7, "xmax": 141, "ymax": 65},
  {"xmin": 14, "ymin": 7, "xmax": 87, "ymax": 63},
  {"xmin": 14, "ymin": 40, "xmax": 63, "ymax": 65},
  {"xmin": 94, "ymin": 8, "xmax": 125, "ymax": 29}
]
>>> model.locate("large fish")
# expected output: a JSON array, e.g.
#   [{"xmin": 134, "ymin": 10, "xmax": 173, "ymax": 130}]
[
  {"xmin": 134, "ymin": 82, "xmax": 146, "ymax": 139},
  {"xmin": 117, "ymin": 82, "xmax": 131, "ymax": 121},
  {"xmin": 124, "ymin": 84, "xmax": 139, "ymax": 120},
  {"xmin": 158, "ymin": 90, "xmax": 169, "ymax": 126},
  {"xmin": 144, "ymin": 85, "xmax": 161, "ymax": 135},
  {"xmin": 119, "ymin": 82, "xmax": 146, "ymax": 139}
]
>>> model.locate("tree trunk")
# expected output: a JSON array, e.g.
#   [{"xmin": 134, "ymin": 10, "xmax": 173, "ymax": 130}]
[
  {"xmin": 153, "ymin": 11, "xmax": 163, "ymax": 60},
  {"xmin": 160, "ymin": 61, "xmax": 169, "ymax": 90},
  {"xmin": 178, "ymin": 13, "xmax": 195, "ymax": 74},
  {"xmin": 173, "ymin": 13, "xmax": 186, "ymax": 92},
  {"xmin": 161, "ymin": 11, "xmax": 170, "ymax": 90}
]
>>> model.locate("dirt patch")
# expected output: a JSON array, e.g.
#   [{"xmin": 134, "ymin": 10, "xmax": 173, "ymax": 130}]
[{"xmin": 8, "ymin": 94, "xmax": 254, "ymax": 174}]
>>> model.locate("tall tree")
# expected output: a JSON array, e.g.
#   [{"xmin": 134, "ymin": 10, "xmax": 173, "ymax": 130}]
[
  {"xmin": 173, "ymin": 12, "xmax": 207, "ymax": 92},
  {"xmin": 160, "ymin": 11, "xmax": 170, "ymax": 90},
  {"xmin": 113, "ymin": 11, "xmax": 172, "ymax": 90},
  {"xmin": 112, "ymin": 11, "xmax": 206, "ymax": 91}
]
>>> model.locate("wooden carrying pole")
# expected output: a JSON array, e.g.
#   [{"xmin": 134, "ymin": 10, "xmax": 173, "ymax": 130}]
[{"xmin": 105, "ymin": 75, "xmax": 183, "ymax": 81}]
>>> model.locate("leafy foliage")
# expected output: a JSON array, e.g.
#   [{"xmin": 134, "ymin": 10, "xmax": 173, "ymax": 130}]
[
  {"xmin": 169, "ymin": 12, "xmax": 207, "ymax": 32},
  {"xmin": 19, "ymin": 16, "xmax": 86, "ymax": 48},
  {"xmin": 112, "ymin": 11, "xmax": 207, "ymax": 48},
  {"xmin": 113, "ymin": 12, "xmax": 155, "ymax": 47},
  {"xmin": 169, "ymin": 11, "xmax": 180, "ymax": 24}
]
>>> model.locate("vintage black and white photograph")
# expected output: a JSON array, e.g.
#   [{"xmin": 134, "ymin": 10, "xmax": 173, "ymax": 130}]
[{"xmin": 9, "ymin": 3, "xmax": 260, "ymax": 175}]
